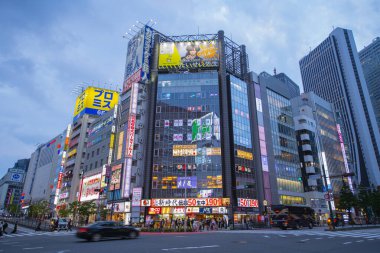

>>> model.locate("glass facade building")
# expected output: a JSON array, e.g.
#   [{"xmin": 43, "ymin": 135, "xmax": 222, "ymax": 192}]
[{"xmin": 152, "ymin": 72, "xmax": 223, "ymax": 198}]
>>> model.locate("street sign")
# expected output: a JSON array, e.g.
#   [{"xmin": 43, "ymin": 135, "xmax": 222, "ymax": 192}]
[{"xmin": 324, "ymin": 193, "xmax": 330, "ymax": 200}]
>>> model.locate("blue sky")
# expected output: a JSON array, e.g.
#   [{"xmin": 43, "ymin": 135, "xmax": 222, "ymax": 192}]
[{"xmin": 0, "ymin": 0, "xmax": 379, "ymax": 177}]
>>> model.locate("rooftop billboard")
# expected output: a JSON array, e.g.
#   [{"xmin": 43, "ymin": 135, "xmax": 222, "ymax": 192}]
[
  {"xmin": 73, "ymin": 87, "xmax": 119, "ymax": 121},
  {"xmin": 158, "ymin": 41, "xmax": 219, "ymax": 69}
]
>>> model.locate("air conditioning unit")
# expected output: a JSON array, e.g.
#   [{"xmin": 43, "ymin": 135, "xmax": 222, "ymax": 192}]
[
  {"xmin": 137, "ymin": 152, "xmax": 143, "ymax": 160},
  {"xmin": 138, "ymin": 137, "xmax": 143, "ymax": 144}
]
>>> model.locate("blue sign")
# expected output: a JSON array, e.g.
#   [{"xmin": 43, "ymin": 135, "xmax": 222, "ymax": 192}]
[
  {"xmin": 177, "ymin": 176, "xmax": 197, "ymax": 189},
  {"xmin": 199, "ymin": 207, "xmax": 212, "ymax": 214}
]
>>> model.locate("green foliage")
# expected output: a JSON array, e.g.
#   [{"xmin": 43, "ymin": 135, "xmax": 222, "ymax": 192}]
[
  {"xmin": 337, "ymin": 182, "xmax": 357, "ymax": 211},
  {"xmin": 7, "ymin": 204, "xmax": 19, "ymax": 215},
  {"xmin": 28, "ymin": 201, "xmax": 50, "ymax": 219},
  {"xmin": 58, "ymin": 205, "xmax": 71, "ymax": 218},
  {"xmin": 78, "ymin": 201, "xmax": 97, "ymax": 218}
]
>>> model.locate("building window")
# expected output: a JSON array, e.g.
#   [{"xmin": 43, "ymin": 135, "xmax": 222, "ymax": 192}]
[
  {"xmin": 155, "ymin": 134, "xmax": 160, "ymax": 142},
  {"xmin": 154, "ymin": 149, "xmax": 160, "ymax": 157},
  {"xmin": 155, "ymin": 120, "xmax": 160, "ymax": 127},
  {"xmin": 92, "ymin": 151, "xmax": 94, "ymax": 158},
  {"xmin": 87, "ymin": 153, "xmax": 89, "ymax": 160},
  {"xmin": 156, "ymin": 106, "xmax": 161, "ymax": 113},
  {"xmin": 90, "ymin": 164, "xmax": 93, "ymax": 170},
  {"xmin": 100, "ymin": 159, "xmax": 103, "ymax": 166},
  {"xmin": 97, "ymin": 148, "xmax": 100, "ymax": 155},
  {"xmin": 95, "ymin": 161, "xmax": 98, "ymax": 168}
]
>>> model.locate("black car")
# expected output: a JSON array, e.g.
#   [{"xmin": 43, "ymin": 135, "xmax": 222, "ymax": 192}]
[{"xmin": 76, "ymin": 221, "xmax": 140, "ymax": 242}]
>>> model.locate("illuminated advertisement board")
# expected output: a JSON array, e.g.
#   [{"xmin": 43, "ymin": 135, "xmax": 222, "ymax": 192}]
[
  {"xmin": 110, "ymin": 164, "xmax": 122, "ymax": 190},
  {"xmin": 158, "ymin": 41, "xmax": 219, "ymax": 69},
  {"xmin": 123, "ymin": 26, "xmax": 154, "ymax": 93},
  {"xmin": 191, "ymin": 112, "xmax": 220, "ymax": 142},
  {"xmin": 10, "ymin": 173, "xmax": 23, "ymax": 182},
  {"xmin": 151, "ymin": 198, "xmax": 223, "ymax": 207},
  {"xmin": 172, "ymin": 145, "xmax": 221, "ymax": 157},
  {"xmin": 88, "ymin": 116, "xmax": 113, "ymax": 136},
  {"xmin": 132, "ymin": 187, "xmax": 142, "ymax": 207},
  {"xmin": 73, "ymin": 87, "xmax": 119, "ymax": 121},
  {"xmin": 177, "ymin": 177, "xmax": 197, "ymax": 189},
  {"xmin": 80, "ymin": 173, "xmax": 101, "ymax": 202},
  {"xmin": 237, "ymin": 198, "xmax": 259, "ymax": 208},
  {"xmin": 236, "ymin": 149, "xmax": 253, "ymax": 160}
]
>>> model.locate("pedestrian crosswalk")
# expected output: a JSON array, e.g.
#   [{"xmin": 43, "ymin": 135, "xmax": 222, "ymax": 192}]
[
  {"xmin": 1, "ymin": 231, "xmax": 76, "ymax": 238},
  {"xmin": 217, "ymin": 229, "xmax": 380, "ymax": 239}
]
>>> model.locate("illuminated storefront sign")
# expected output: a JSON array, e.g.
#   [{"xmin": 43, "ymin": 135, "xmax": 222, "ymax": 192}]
[
  {"xmin": 236, "ymin": 149, "xmax": 253, "ymax": 160},
  {"xmin": 140, "ymin": 199, "xmax": 151, "ymax": 206},
  {"xmin": 106, "ymin": 201, "xmax": 130, "ymax": 213},
  {"xmin": 237, "ymin": 198, "xmax": 259, "ymax": 208},
  {"xmin": 123, "ymin": 26, "xmax": 154, "ymax": 93},
  {"xmin": 110, "ymin": 164, "xmax": 122, "ymax": 190},
  {"xmin": 67, "ymin": 148, "xmax": 77, "ymax": 158},
  {"xmin": 148, "ymin": 207, "xmax": 162, "ymax": 214},
  {"xmin": 59, "ymin": 192, "xmax": 69, "ymax": 199},
  {"xmin": 73, "ymin": 87, "xmax": 119, "ymax": 121},
  {"xmin": 158, "ymin": 41, "xmax": 219, "ymax": 69},
  {"xmin": 172, "ymin": 145, "xmax": 221, "ymax": 157},
  {"xmin": 151, "ymin": 198, "xmax": 223, "ymax": 207},
  {"xmin": 88, "ymin": 116, "xmax": 113, "ymax": 136},
  {"xmin": 80, "ymin": 173, "xmax": 101, "ymax": 202}
]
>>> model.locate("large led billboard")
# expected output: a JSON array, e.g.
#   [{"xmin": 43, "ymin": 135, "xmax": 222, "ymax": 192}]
[
  {"xmin": 73, "ymin": 87, "xmax": 119, "ymax": 121},
  {"xmin": 158, "ymin": 41, "xmax": 219, "ymax": 69}
]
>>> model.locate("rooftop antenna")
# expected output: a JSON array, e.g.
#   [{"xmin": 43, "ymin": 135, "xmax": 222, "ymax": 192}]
[
  {"xmin": 123, "ymin": 32, "xmax": 133, "ymax": 39},
  {"xmin": 274, "ymin": 67, "xmax": 277, "ymax": 75},
  {"xmin": 135, "ymin": 20, "xmax": 144, "ymax": 29},
  {"xmin": 197, "ymin": 26, "xmax": 199, "ymax": 35}
]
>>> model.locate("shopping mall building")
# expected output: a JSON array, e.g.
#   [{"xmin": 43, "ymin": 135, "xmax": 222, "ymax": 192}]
[{"xmin": 113, "ymin": 26, "xmax": 275, "ymax": 225}]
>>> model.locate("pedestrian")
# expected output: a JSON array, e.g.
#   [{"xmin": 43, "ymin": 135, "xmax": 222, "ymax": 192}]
[
  {"xmin": 2, "ymin": 221, "xmax": 8, "ymax": 234},
  {"xmin": 11, "ymin": 221, "xmax": 17, "ymax": 234},
  {"xmin": 35, "ymin": 220, "xmax": 42, "ymax": 232},
  {"xmin": 68, "ymin": 219, "xmax": 72, "ymax": 231},
  {"xmin": 0, "ymin": 221, "xmax": 3, "ymax": 237}
]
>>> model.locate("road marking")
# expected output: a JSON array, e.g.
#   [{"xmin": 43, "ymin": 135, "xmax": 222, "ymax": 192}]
[
  {"xmin": 264, "ymin": 235, "xmax": 270, "ymax": 238},
  {"xmin": 278, "ymin": 235, "xmax": 286, "ymax": 238},
  {"xmin": 368, "ymin": 239, "xmax": 374, "ymax": 241},
  {"xmin": 315, "ymin": 238, "xmax": 322, "ymax": 240},
  {"xmin": 356, "ymin": 240, "xmax": 364, "ymax": 243},
  {"xmin": 343, "ymin": 242, "xmax": 352, "ymax": 245},
  {"xmin": 57, "ymin": 250, "xmax": 71, "ymax": 253},
  {"xmin": 23, "ymin": 247, "xmax": 44, "ymax": 250},
  {"xmin": 299, "ymin": 239, "xmax": 310, "ymax": 242},
  {"xmin": 162, "ymin": 245, "xmax": 220, "ymax": 251}
]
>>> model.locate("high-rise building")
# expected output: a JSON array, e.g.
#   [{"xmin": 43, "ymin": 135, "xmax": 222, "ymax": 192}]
[
  {"xmin": 259, "ymin": 72, "xmax": 305, "ymax": 205},
  {"xmin": 58, "ymin": 86, "xmax": 119, "ymax": 207},
  {"xmin": 274, "ymin": 73, "xmax": 301, "ymax": 99},
  {"xmin": 23, "ymin": 129, "xmax": 68, "ymax": 210},
  {"xmin": 291, "ymin": 92, "xmax": 351, "ymax": 217},
  {"xmin": 0, "ymin": 159, "xmax": 29, "ymax": 210},
  {"xmin": 359, "ymin": 37, "xmax": 380, "ymax": 135},
  {"xmin": 299, "ymin": 28, "xmax": 380, "ymax": 188},
  {"xmin": 117, "ymin": 27, "xmax": 267, "ymax": 225}
]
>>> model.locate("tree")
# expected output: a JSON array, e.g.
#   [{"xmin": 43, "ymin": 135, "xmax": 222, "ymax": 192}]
[
  {"xmin": 370, "ymin": 189, "xmax": 380, "ymax": 218},
  {"xmin": 7, "ymin": 204, "xmax": 19, "ymax": 215},
  {"xmin": 357, "ymin": 184, "xmax": 373, "ymax": 221},
  {"xmin": 337, "ymin": 181, "xmax": 357, "ymax": 223},
  {"xmin": 58, "ymin": 205, "xmax": 71, "ymax": 218},
  {"xmin": 68, "ymin": 201, "xmax": 80, "ymax": 224},
  {"xmin": 78, "ymin": 201, "xmax": 97, "ymax": 224}
]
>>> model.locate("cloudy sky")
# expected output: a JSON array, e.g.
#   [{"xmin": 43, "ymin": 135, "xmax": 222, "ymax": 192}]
[{"xmin": 0, "ymin": 0, "xmax": 379, "ymax": 177}]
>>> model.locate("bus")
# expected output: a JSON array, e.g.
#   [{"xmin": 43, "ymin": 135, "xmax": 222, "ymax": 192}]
[{"xmin": 270, "ymin": 205, "xmax": 315, "ymax": 230}]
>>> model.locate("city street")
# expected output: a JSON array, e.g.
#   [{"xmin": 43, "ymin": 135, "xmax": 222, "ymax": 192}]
[{"xmin": 1, "ymin": 226, "xmax": 379, "ymax": 253}]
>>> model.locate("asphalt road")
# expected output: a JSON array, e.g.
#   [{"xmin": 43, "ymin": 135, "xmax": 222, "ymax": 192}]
[{"xmin": 1, "ymin": 227, "xmax": 379, "ymax": 253}]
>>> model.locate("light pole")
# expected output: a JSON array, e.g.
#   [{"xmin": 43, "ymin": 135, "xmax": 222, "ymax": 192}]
[{"xmin": 110, "ymin": 183, "xmax": 116, "ymax": 221}]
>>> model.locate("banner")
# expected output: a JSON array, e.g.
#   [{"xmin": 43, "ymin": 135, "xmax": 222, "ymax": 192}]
[
  {"xmin": 177, "ymin": 176, "xmax": 197, "ymax": 189},
  {"xmin": 80, "ymin": 173, "xmax": 101, "ymax": 202}
]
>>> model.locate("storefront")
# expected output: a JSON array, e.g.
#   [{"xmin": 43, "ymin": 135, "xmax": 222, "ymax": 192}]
[{"xmin": 106, "ymin": 201, "xmax": 131, "ymax": 224}]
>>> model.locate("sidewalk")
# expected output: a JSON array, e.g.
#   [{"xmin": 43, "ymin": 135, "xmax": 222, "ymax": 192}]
[{"xmin": 325, "ymin": 224, "xmax": 380, "ymax": 231}]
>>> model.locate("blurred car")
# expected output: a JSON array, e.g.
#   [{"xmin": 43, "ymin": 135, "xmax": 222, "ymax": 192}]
[
  {"xmin": 57, "ymin": 218, "xmax": 68, "ymax": 231},
  {"xmin": 76, "ymin": 221, "xmax": 140, "ymax": 242}
]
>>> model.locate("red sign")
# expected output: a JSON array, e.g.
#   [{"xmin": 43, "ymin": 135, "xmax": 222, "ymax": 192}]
[
  {"xmin": 148, "ymin": 207, "xmax": 162, "ymax": 214},
  {"xmin": 237, "ymin": 198, "xmax": 259, "ymax": 208},
  {"xmin": 56, "ymin": 172, "xmax": 63, "ymax": 189},
  {"xmin": 126, "ymin": 115, "xmax": 136, "ymax": 158},
  {"xmin": 151, "ymin": 198, "xmax": 222, "ymax": 207},
  {"xmin": 122, "ymin": 69, "xmax": 142, "ymax": 94}
]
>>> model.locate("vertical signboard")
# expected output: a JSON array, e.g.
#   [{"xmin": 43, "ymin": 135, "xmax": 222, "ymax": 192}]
[
  {"xmin": 336, "ymin": 124, "xmax": 353, "ymax": 191},
  {"xmin": 132, "ymin": 187, "xmax": 142, "ymax": 207},
  {"xmin": 123, "ymin": 83, "xmax": 139, "ymax": 198}
]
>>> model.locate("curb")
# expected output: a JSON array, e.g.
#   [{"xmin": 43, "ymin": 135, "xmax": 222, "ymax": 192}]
[{"xmin": 324, "ymin": 225, "xmax": 380, "ymax": 231}]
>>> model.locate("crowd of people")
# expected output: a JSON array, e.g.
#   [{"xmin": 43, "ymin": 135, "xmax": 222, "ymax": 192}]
[{"xmin": 148, "ymin": 217, "xmax": 229, "ymax": 232}]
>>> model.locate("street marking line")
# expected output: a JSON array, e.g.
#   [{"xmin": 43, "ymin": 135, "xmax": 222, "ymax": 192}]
[
  {"xmin": 264, "ymin": 235, "xmax": 270, "ymax": 238},
  {"xmin": 315, "ymin": 238, "xmax": 322, "ymax": 240},
  {"xmin": 367, "ymin": 239, "xmax": 374, "ymax": 241},
  {"xmin": 278, "ymin": 235, "xmax": 286, "ymax": 238},
  {"xmin": 23, "ymin": 247, "xmax": 44, "ymax": 250},
  {"xmin": 343, "ymin": 242, "xmax": 352, "ymax": 245},
  {"xmin": 162, "ymin": 245, "xmax": 220, "ymax": 251},
  {"xmin": 300, "ymin": 239, "xmax": 310, "ymax": 242},
  {"xmin": 356, "ymin": 240, "xmax": 364, "ymax": 243}
]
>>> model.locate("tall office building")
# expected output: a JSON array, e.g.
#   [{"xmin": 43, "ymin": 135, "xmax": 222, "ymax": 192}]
[
  {"xmin": 274, "ymin": 73, "xmax": 301, "ymax": 99},
  {"xmin": 117, "ymin": 26, "xmax": 268, "ymax": 225},
  {"xmin": 259, "ymin": 72, "xmax": 305, "ymax": 205},
  {"xmin": 359, "ymin": 37, "xmax": 380, "ymax": 134},
  {"xmin": 299, "ymin": 28, "xmax": 380, "ymax": 188}
]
